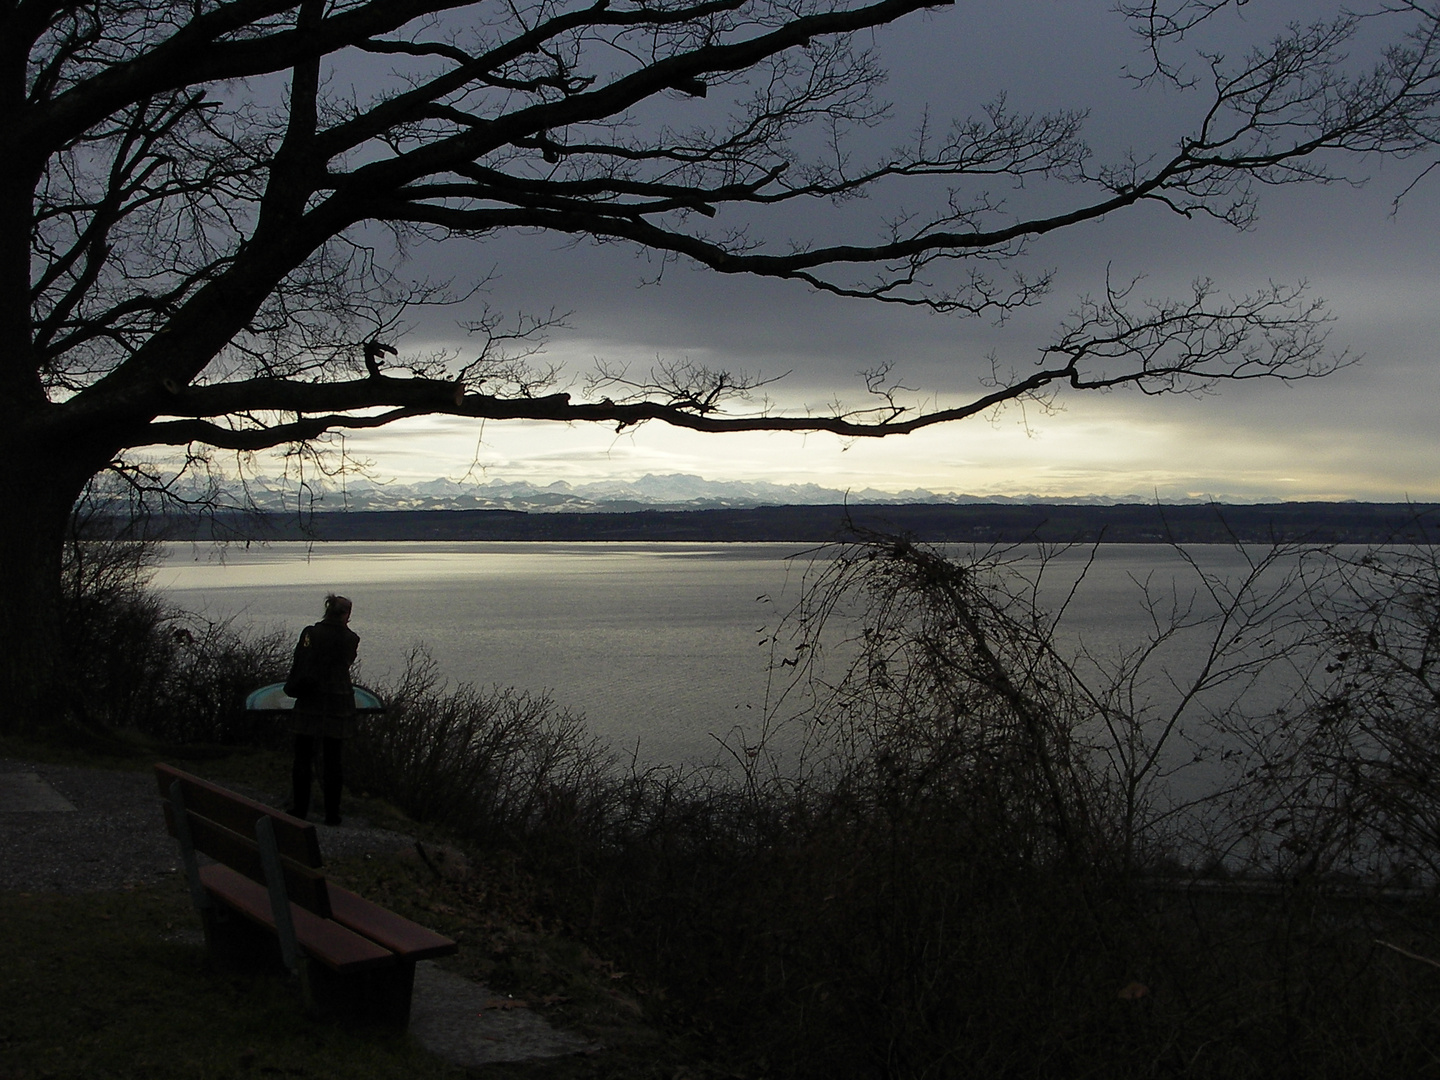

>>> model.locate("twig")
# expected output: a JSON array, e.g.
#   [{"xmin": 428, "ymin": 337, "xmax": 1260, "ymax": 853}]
[{"xmin": 1376, "ymin": 939, "xmax": 1440, "ymax": 970}]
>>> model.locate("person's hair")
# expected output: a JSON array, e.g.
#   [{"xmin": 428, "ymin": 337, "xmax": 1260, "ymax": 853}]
[{"xmin": 323, "ymin": 594, "xmax": 353, "ymax": 621}]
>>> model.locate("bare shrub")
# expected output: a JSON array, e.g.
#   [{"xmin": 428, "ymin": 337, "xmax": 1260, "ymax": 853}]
[
  {"xmin": 579, "ymin": 531, "xmax": 1435, "ymax": 1077},
  {"xmin": 53, "ymin": 519, "xmax": 1440, "ymax": 1075},
  {"xmin": 759, "ymin": 535, "xmax": 1320, "ymax": 872},
  {"xmin": 1236, "ymin": 536, "xmax": 1440, "ymax": 885},
  {"xmin": 58, "ymin": 517, "xmax": 289, "ymax": 744},
  {"xmin": 350, "ymin": 649, "xmax": 619, "ymax": 849},
  {"xmin": 130, "ymin": 611, "xmax": 291, "ymax": 745},
  {"xmin": 767, "ymin": 537, "xmax": 1116, "ymax": 869}
]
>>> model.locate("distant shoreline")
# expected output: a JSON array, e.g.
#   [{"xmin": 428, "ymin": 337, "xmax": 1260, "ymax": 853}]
[{"xmin": 146, "ymin": 502, "xmax": 1440, "ymax": 545}]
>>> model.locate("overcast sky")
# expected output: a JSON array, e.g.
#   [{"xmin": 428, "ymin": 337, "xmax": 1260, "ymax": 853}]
[{"xmin": 331, "ymin": 1, "xmax": 1440, "ymax": 503}]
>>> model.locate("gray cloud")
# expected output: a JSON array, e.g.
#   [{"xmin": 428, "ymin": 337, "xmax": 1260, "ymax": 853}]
[{"xmin": 359, "ymin": 2, "xmax": 1440, "ymax": 501}]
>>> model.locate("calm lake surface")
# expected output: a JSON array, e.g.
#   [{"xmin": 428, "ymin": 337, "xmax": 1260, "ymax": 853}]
[{"xmin": 155, "ymin": 541, "xmax": 1274, "ymax": 765}]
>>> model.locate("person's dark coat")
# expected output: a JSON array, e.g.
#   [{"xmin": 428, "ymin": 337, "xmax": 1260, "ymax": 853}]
[{"xmin": 287, "ymin": 618, "xmax": 360, "ymax": 739}]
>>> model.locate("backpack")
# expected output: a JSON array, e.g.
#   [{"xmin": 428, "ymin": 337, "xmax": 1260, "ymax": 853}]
[{"xmin": 283, "ymin": 627, "xmax": 320, "ymax": 699}]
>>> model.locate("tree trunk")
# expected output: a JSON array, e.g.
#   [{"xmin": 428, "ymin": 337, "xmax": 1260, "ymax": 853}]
[{"xmin": 0, "ymin": 453, "xmax": 95, "ymax": 736}]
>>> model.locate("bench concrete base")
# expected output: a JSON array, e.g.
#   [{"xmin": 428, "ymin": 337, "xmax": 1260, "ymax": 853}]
[{"xmin": 300, "ymin": 956, "xmax": 418, "ymax": 1027}]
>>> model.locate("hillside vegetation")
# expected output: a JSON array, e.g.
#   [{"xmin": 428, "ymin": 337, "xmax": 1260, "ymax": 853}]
[{"xmin": 21, "ymin": 523, "xmax": 1440, "ymax": 1078}]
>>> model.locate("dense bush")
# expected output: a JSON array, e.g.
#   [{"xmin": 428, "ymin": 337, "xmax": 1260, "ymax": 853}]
[{"xmin": 59, "ymin": 525, "xmax": 290, "ymax": 744}]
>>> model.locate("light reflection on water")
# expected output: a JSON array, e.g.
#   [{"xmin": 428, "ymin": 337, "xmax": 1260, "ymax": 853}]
[
  {"xmin": 154, "ymin": 541, "xmax": 1296, "ymax": 767},
  {"xmin": 157, "ymin": 542, "xmax": 826, "ymax": 763}
]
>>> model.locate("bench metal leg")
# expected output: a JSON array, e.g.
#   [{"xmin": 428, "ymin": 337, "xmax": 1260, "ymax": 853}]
[{"xmin": 254, "ymin": 815, "xmax": 300, "ymax": 973}]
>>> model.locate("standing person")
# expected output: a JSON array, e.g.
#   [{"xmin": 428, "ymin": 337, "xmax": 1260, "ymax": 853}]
[{"xmin": 284, "ymin": 594, "xmax": 359, "ymax": 825}]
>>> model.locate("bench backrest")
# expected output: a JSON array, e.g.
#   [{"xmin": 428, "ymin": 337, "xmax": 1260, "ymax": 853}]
[{"xmin": 155, "ymin": 763, "xmax": 333, "ymax": 918}]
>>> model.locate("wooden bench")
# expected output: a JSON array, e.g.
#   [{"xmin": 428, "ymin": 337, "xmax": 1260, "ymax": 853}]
[{"xmin": 155, "ymin": 763, "xmax": 457, "ymax": 1027}]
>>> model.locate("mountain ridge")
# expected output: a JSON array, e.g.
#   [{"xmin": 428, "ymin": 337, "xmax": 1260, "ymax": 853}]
[{"xmin": 188, "ymin": 472, "xmax": 1270, "ymax": 513}]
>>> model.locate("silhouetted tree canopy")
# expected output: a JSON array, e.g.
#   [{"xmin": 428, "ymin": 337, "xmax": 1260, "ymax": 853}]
[{"xmin": 3, "ymin": 0, "xmax": 1439, "ymax": 727}]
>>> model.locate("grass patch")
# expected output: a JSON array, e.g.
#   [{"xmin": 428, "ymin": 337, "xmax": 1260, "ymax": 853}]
[{"xmin": 0, "ymin": 882, "xmax": 452, "ymax": 1080}]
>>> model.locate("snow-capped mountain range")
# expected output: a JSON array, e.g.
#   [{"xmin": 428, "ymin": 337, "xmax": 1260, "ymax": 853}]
[{"xmin": 231, "ymin": 473, "xmax": 1161, "ymax": 512}]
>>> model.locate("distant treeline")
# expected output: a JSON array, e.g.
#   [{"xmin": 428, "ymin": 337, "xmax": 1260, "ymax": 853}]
[{"xmin": 139, "ymin": 502, "xmax": 1440, "ymax": 544}]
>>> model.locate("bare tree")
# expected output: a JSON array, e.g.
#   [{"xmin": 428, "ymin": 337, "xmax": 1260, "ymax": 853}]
[
  {"xmin": 752, "ymin": 529, "xmax": 1325, "ymax": 879},
  {"xmin": 1226, "ymin": 533, "xmax": 1440, "ymax": 885},
  {"xmin": 4, "ymin": 0, "xmax": 1440, "ymax": 725}
]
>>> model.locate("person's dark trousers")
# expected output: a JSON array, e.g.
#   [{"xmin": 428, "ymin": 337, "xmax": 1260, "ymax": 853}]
[{"xmin": 291, "ymin": 735, "xmax": 344, "ymax": 822}]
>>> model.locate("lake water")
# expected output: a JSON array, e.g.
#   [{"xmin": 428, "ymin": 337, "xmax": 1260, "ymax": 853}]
[{"xmin": 155, "ymin": 541, "xmax": 1280, "ymax": 766}]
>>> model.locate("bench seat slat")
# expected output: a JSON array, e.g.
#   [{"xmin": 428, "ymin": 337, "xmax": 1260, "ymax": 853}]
[
  {"xmin": 328, "ymin": 885, "xmax": 459, "ymax": 961},
  {"xmin": 199, "ymin": 865, "xmax": 395, "ymax": 973}
]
